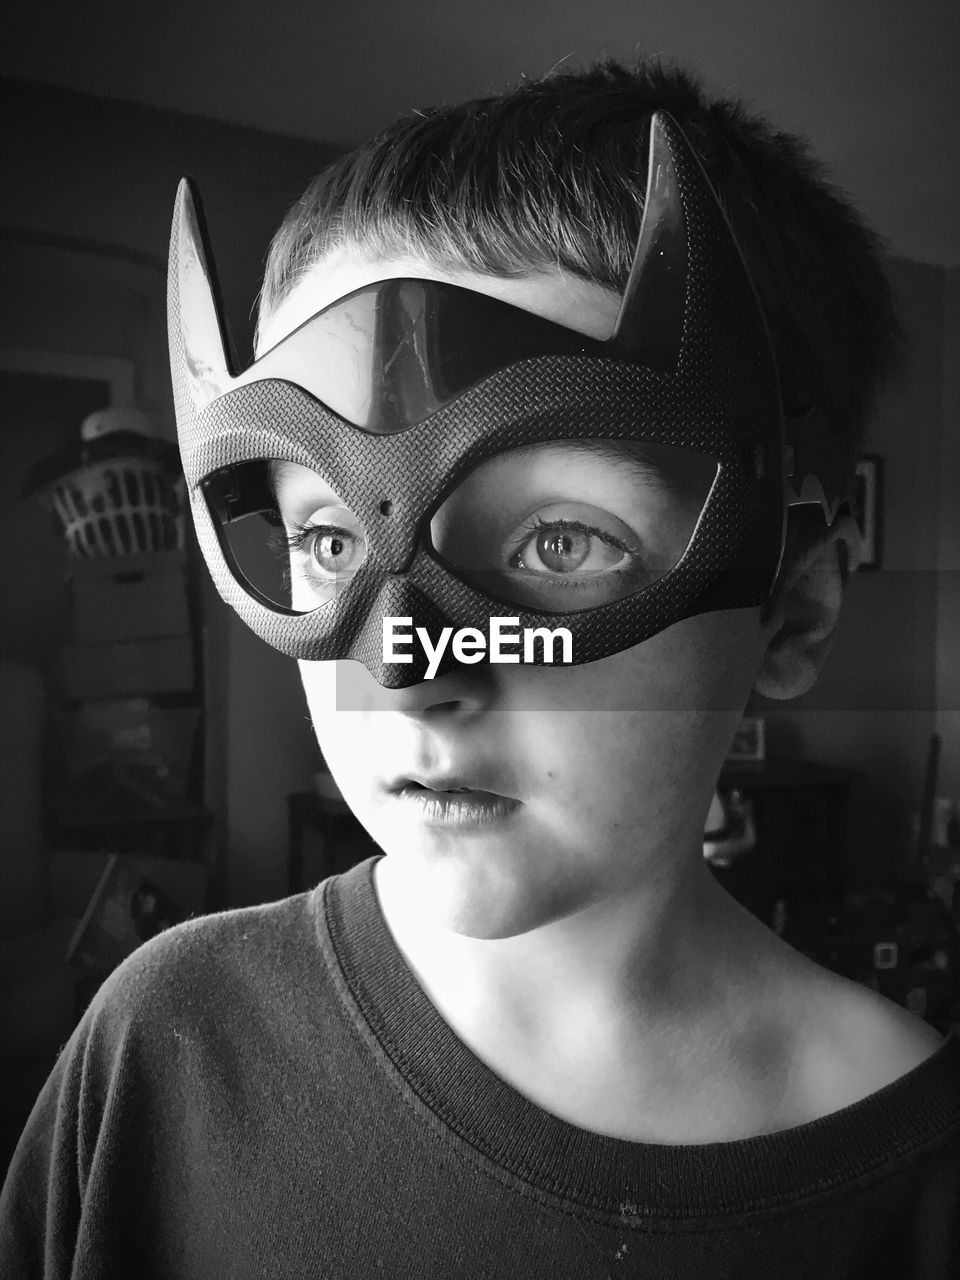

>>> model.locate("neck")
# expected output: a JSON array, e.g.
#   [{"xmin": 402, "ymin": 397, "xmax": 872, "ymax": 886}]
[{"xmin": 373, "ymin": 844, "xmax": 774, "ymax": 1074}]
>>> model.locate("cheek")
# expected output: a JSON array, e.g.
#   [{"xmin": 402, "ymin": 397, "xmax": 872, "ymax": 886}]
[
  {"xmin": 297, "ymin": 659, "xmax": 371, "ymax": 777},
  {"xmin": 297, "ymin": 657, "xmax": 336, "ymax": 722},
  {"xmin": 507, "ymin": 608, "xmax": 764, "ymax": 715},
  {"xmin": 515, "ymin": 709, "xmax": 711, "ymax": 832},
  {"xmin": 298, "ymin": 657, "xmax": 397, "ymax": 717},
  {"xmin": 603, "ymin": 609, "xmax": 766, "ymax": 712},
  {"xmin": 506, "ymin": 608, "xmax": 765, "ymax": 811}
]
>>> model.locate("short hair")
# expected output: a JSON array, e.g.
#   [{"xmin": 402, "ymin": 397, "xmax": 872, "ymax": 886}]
[{"xmin": 260, "ymin": 56, "xmax": 903, "ymax": 467}]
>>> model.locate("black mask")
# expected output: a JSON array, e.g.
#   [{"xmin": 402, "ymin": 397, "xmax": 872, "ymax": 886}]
[{"xmin": 168, "ymin": 112, "xmax": 841, "ymax": 687}]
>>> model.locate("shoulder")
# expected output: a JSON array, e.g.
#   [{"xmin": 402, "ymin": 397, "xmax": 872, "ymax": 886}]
[
  {"xmin": 0, "ymin": 888, "xmax": 330, "ymax": 1265},
  {"xmin": 825, "ymin": 979, "xmax": 945, "ymax": 1081},
  {"xmin": 43, "ymin": 887, "xmax": 332, "ymax": 1144},
  {"xmin": 780, "ymin": 957, "xmax": 946, "ymax": 1115},
  {"xmin": 86, "ymin": 887, "xmax": 324, "ymax": 1043}
]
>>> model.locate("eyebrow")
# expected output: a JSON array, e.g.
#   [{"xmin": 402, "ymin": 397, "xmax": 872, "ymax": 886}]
[
  {"xmin": 555, "ymin": 439, "xmax": 688, "ymax": 492},
  {"xmin": 267, "ymin": 459, "xmax": 289, "ymax": 490},
  {"xmin": 266, "ymin": 459, "xmax": 340, "ymax": 520},
  {"xmin": 268, "ymin": 440, "xmax": 712, "ymax": 504}
]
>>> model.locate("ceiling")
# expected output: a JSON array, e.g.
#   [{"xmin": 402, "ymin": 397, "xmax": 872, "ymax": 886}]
[{"xmin": 3, "ymin": 0, "xmax": 958, "ymax": 265}]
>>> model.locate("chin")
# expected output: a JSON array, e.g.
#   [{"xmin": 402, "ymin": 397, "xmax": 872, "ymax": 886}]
[
  {"xmin": 384, "ymin": 836, "xmax": 592, "ymax": 941},
  {"xmin": 430, "ymin": 894, "xmax": 571, "ymax": 942}
]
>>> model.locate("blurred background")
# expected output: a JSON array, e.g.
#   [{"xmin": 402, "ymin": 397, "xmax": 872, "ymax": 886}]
[{"xmin": 1, "ymin": 0, "xmax": 958, "ymax": 1166}]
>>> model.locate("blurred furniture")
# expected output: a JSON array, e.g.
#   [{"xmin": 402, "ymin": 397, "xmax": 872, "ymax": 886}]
[
  {"xmin": 50, "ymin": 805, "xmax": 213, "ymax": 865},
  {"xmin": 47, "ymin": 538, "xmax": 218, "ymax": 900},
  {"xmin": 0, "ymin": 661, "xmax": 47, "ymax": 935},
  {"xmin": 707, "ymin": 754, "xmax": 960, "ymax": 1031},
  {"xmin": 0, "ymin": 652, "xmax": 211, "ymax": 1177},
  {"xmin": 0, "ymin": 661, "xmax": 80, "ymax": 1175},
  {"xmin": 710, "ymin": 758, "xmax": 859, "ymax": 925}
]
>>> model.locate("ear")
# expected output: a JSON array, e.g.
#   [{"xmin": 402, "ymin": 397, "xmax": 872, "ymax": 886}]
[{"xmin": 754, "ymin": 512, "xmax": 862, "ymax": 701}]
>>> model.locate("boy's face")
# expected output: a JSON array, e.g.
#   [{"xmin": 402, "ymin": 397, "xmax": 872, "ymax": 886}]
[{"xmin": 259, "ymin": 252, "xmax": 775, "ymax": 940}]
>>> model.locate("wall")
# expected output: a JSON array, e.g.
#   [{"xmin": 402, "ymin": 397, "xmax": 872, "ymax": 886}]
[
  {"xmin": 937, "ymin": 265, "xmax": 960, "ymax": 798},
  {"xmin": 757, "ymin": 259, "xmax": 953, "ymax": 887},
  {"xmin": 1, "ymin": 78, "xmax": 332, "ymax": 906}
]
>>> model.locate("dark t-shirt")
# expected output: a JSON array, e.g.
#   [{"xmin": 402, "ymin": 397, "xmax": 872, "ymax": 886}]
[{"xmin": 2, "ymin": 855, "xmax": 959, "ymax": 1278}]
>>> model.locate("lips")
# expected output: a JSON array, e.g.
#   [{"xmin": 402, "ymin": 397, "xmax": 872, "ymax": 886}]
[
  {"xmin": 387, "ymin": 777, "xmax": 522, "ymax": 827},
  {"xmin": 384, "ymin": 765, "xmax": 522, "ymax": 804},
  {"xmin": 411, "ymin": 778, "xmax": 467, "ymax": 793},
  {"xmin": 387, "ymin": 772, "xmax": 514, "ymax": 798}
]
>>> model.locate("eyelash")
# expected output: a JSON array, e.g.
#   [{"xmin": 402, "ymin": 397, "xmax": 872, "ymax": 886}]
[
  {"xmin": 272, "ymin": 521, "xmax": 360, "ymax": 599},
  {"xmin": 508, "ymin": 515, "xmax": 638, "ymax": 582},
  {"xmin": 283, "ymin": 520, "xmax": 354, "ymax": 557}
]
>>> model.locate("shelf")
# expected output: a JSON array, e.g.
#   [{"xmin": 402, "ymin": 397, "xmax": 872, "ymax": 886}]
[{"xmin": 720, "ymin": 758, "xmax": 860, "ymax": 790}]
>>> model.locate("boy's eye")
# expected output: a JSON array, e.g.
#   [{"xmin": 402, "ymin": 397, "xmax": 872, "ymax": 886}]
[
  {"xmin": 430, "ymin": 438, "xmax": 717, "ymax": 613},
  {"xmin": 282, "ymin": 505, "xmax": 368, "ymax": 609},
  {"xmin": 289, "ymin": 517, "xmax": 365, "ymax": 576},
  {"xmin": 508, "ymin": 516, "xmax": 632, "ymax": 575},
  {"xmin": 202, "ymin": 460, "xmax": 371, "ymax": 614}
]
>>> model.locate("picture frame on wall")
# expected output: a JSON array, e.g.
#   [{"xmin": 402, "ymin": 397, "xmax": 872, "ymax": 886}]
[
  {"xmin": 725, "ymin": 715, "xmax": 766, "ymax": 764},
  {"xmin": 852, "ymin": 454, "xmax": 883, "ymax": 570}
]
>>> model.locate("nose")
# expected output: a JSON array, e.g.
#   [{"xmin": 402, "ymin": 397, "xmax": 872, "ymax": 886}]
[
  {"xmin": 330, "ymin": 637, "xmax": 497, "ymax": 717},
  {"xmin": 387, "ymin": 663, "xmax": 497, "ymax": 720},
  {"xmin": 345, "ymin": 573, "xmax": 493, "ymax": 694}
]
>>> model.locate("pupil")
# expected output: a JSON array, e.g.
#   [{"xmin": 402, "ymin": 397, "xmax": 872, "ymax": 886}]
[
  {"xmin": 316, "ymin": 533, "xmax": 345, "ymax": 566},
  {"xmin": 537, "ymin": 528, "xmax": 588, "ymax": 572}
]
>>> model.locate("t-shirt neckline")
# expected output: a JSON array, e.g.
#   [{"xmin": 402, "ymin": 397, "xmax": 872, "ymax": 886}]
[{"xmin": 319, "ymin": 855, "xmax": 960, "ymax": 1221}]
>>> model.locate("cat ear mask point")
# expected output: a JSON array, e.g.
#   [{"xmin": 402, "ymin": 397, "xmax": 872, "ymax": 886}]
[
  {"xmin": 784, "ymin": 405, "xmax": 850, "ymax": 524},
  {"xmin": 168, "ymin": 177, "xmax": 235, "ymax": 417},
  {"xmin": 612, "ymin": 111, "xmax": 687, "ymax": 370},
  {"xmin": 612, "ymin": 110, "xmax": 781, "ymax": 395}
]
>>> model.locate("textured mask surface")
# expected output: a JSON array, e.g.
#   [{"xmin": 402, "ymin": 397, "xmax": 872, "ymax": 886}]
[{"xmin": 168, "ymin": 113, "xmax": 786, "ymax": 686}]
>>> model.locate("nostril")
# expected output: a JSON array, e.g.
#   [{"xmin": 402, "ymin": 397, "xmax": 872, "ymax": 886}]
[{"xmin": 379, "ymin": 499, "xmax": 394, "ymax": 517}]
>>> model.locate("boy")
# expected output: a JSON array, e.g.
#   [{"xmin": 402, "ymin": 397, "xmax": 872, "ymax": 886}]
[{"xmin": 3, "ymin": 57, "xmax": 959, "ymax": 1277}]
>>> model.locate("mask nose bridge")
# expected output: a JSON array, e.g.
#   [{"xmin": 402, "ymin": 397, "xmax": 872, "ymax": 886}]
[
  {"xmin": 349, "ymin": 570, "xmax": 458, "ymax": 688},
  {"xmin": 359, "ymin": 496, "xmax": 428, "ymax": 575},
  {"xmin": 354, "ymin": 429, "xmax": 457, "ymax": 575}
]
